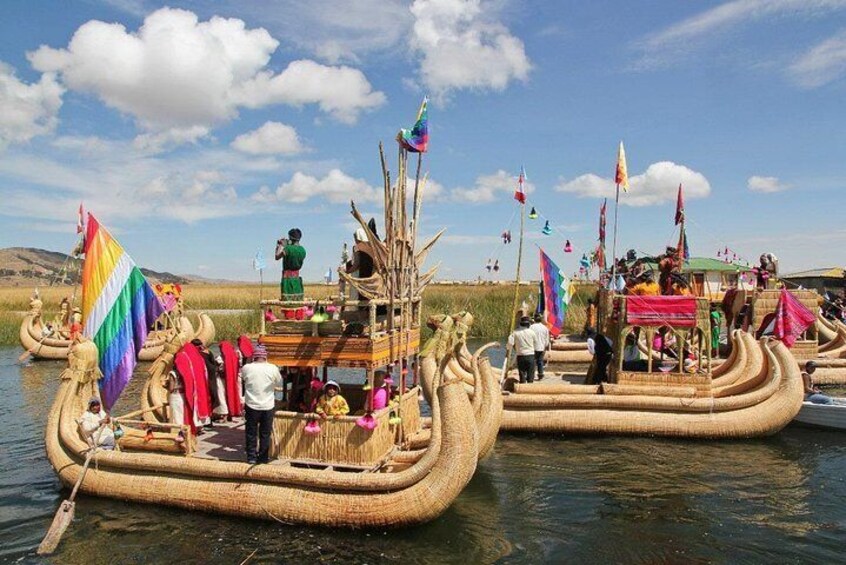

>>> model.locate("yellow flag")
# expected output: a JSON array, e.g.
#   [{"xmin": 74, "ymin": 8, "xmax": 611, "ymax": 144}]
[{"xmin": 615, "ymin": 140, "xmax": 629, "ymax": 192}]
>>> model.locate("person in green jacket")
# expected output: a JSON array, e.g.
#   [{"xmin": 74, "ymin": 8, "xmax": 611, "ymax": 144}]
[
  {"xmin": 275, "ymin": 228, "xmax": 306, "ymax": 300},
  {"xmin": 710, "ymin": 303, "xmax": 722, "ymax": 358}
]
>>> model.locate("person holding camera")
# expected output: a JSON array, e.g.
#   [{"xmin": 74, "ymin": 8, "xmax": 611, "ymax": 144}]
[{"xmin": 275, "ymin": 228, "xmax": 306, "ymax": 300}]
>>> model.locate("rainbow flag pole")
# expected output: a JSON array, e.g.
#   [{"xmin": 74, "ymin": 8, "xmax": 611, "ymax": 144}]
[{"xmin": 82, "ymin": 214, "xmax": 165, "ymax": 409}]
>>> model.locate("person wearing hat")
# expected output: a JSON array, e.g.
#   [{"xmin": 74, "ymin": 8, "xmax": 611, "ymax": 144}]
[
  {"xmin": 316, "ymin": 380, "xmax": 350, "ymax": 419},
  {"xmin": 80, "ymin": 397, "xmax": 115, "ymax": 449},
  {"xmin": 507, "ymin": 316, "xmax": 543, "ymax": 384},
  {"xmin": 239, "ymin": 345, "xmax": 282, "ymax": 464},
  {"xmin": 529, "ymin": 313, "xmax": 551, "ymax": 380},
  {"xmin": 275, "ymin": 228, "xmax": 307, "ymax": 301}
]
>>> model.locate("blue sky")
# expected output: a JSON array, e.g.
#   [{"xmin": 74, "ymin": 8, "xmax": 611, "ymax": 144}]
[{"xmin": 1, "ymin": 0, "xmax": 844, "ymax": 282}]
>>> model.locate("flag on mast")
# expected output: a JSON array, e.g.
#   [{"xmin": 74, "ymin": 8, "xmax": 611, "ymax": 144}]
[
  {"xmin": 675, "ymin": 184, "xmax": 685, "ymax": 225},
  {"xmin": 599, "ymin": 199, "xmax": 607, "ymax": 243},
  {"xmin": 539, "ymin": 249, "xmax": 570, "ymax": 337},
  {"xmin": 252, "ymin": 249, "xmax": 266, "ymax": 271},
  {"xmin": 81, "ymin": 214, "xmax": 165, "ymax": 409},
  {"xmin": 615, "ymin": 141, "xmax": 629, "ymax": 192},
  {"xmin": 397, "ymin": 97, "xmax": 429, "ymax": 153},
  {"xmin": 76, "ymin": 203, "xmax": 85, "ymax": 234},
  {"xmin": 514, "ymin": 166, "xmax": 527, "ymax": 204}
]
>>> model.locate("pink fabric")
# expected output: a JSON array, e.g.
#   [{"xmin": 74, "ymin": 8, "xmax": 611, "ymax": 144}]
[
  {"xmin": 627, "ymin": 296, "xmax": 697, "ymax": 327},
  {"xmin": 372, "ymin": 388, "xmax": 389, "ymax": 410},
  {"xmin": 774, "ymin": 289, "xmax": 815, "ymax": 348}
]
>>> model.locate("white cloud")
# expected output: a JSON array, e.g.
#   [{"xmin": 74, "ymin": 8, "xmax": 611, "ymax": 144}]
[
  {"xmin": 221, "ymin": 0, "xmax": 412, "ymax": 64},
  {"xmin": 133, "ymin": 125, "xmax": 210, "ymax": 154},
  {"xmin": 27, "ymin": 7, "xmax": 385, "ymax": 138},
  {"xmin": 634, "ymin": 0, "xmax": 846, "ymax": 69},
  {"xmin": 450, "ymin": 169, "xmax": 534, "ymax": 203},
  {"xmin": 234, "ymin": 59, "xmax": 386, "ymax": 124},
  {"xmin": 747, "ymin": 175, "xmax": 791, "ymax": 193},
  {"xmin": 556, "ymin": 161, "xmax": 711, "ymax": 206},
  {"xmin": 409, "ymin": 0, "xmax": 531, "ymax": 98},
  {"xmin": 262, "ymin": 169, "xmax": 381, "ymax": 204},
  {"xmin": 0, "ymin": 61, "xmax": 64, "ymax": 148},
  {"xmin": 788, "ymin": 29, "xmax": 846, "ymax": 87},
  {"xmin": 231, "ymin": 121, "xmax": 303, "ymax": 155}
]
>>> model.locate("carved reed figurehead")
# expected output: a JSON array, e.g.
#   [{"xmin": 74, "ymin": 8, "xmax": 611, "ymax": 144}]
[
  {"xmin": 29, "ymin": 297, "xmax": 43, "ymax": 317},
  {"xmin": 62, "ymin": 339, "xmax": 102, "ymax": 384}
]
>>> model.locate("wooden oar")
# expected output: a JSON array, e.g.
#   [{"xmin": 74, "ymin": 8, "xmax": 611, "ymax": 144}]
[
  {"xmin": 18, "ymin": 335, "xmax": 49, "ymax": 363},
  {"xmin": 37, "ymin": 447, "xmax": 96, "ymax": 555}
]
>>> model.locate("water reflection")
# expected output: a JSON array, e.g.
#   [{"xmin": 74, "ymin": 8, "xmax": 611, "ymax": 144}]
[{"xmin": 1, "ymin": 346, "xmax": 845, "ymax": 563}]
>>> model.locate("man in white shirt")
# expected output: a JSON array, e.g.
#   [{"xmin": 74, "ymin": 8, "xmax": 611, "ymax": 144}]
[
  {"xmin": 80, "ymin": 397, "xmax": 115, "ymax": 449},
  {"xmin": 507, "ymin": 316, "xmax": 543, "ymax": 383},
  {"xmin": 240, "ymin": 345, "xmax": 282, "ymax": 464},
  {"xmin": 529, "ymin": 314, "xmax": 551, "ymax": 380}
]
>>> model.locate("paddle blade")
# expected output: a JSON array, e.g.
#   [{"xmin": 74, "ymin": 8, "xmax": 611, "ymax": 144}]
[
  {"xmin": 37, "ymin": 500, "xmax": 75, "ymax": 555},
  {"xmin": 17, "ymin": 350, "xmax": 32, "ymax": 362}
]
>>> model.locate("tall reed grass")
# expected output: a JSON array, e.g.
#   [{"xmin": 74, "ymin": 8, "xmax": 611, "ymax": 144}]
[{"xmin": 0, "ymin": 282, "xmax": 597, "ymax": 344}]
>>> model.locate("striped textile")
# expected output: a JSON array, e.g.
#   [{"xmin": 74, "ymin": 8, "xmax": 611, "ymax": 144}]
[
  {"xmin": 82, "ymin": 214, "xmax": 165, "ymax": 409},
  {"xmin": 626, "ymin": 296, "xmax": 697, "ymax": 328}
]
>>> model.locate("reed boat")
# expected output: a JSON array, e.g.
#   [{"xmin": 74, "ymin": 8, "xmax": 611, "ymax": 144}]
[
  {"xmin": 45, "ymin": 337, "xmax": 479, "ymax": 527},
  {"xmin": 425, "ymin": 294, "xmax": 805, "ymax": 438},
  {"xmin": 20, "ymin": 306, "xmax": 214, "ymax": 361}
]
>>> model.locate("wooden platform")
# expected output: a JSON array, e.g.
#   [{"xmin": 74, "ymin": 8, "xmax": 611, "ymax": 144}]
[{"xmin": 260, "ymin": 327, "xmax": 420, "ymax": 369}]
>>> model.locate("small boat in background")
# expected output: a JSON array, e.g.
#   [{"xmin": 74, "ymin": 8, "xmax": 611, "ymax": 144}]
[{"xmin": 793, "ymin": 398, "xmax": 846, "ymax": 430}]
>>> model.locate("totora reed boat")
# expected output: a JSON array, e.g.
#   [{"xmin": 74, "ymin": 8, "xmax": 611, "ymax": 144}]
[
  {"xmin": 424, "ymin": 293, "xmax": 805, "ymax": 439},
  {"xmin": 45, "ymin": 335, "xmax": 480, "ymax": 527},
  {"xmin": 20, "ymin": 296, "xmax": 215, "ymax": 361}
]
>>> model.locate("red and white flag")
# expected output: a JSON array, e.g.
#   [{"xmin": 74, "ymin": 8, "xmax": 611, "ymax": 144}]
[
  {"xmin": 773, "ymin": 288, "xmax": 815, "ymax": 347},
  {"xmin": 674, "ymin": 184, "xmax": 685, "ymax": 225},
  {"xmin": 514, "ymin": 166, "xmax": 527, "ymax": 204}
]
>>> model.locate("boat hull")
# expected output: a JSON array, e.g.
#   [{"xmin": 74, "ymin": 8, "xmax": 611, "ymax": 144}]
[{"xmin": 793, "ymin": 398, "xmax": 846, "ymax": 430}]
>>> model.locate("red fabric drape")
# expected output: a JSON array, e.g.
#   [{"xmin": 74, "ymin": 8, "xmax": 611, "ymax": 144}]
[
  {"xmin": 627, "ymin": 296, "xmax": 697, "ymax": 328},
  {"xmin": 237, "ymin": 335, "xmax": 254, "ymax": 360},
  {"xmin": 175, "ymin": 343, "xmax": 211, "ymax": 420},
  {"xmin": 219, "ymin": 341, "xmax": 242, "ymax": 417}
]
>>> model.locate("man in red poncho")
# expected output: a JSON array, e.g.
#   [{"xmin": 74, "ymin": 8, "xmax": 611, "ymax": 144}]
[
  {"xmin": 219, "ymin": 341, "xmax": 243, "ymax": 419},
  {"xmin": 174, "ymin": 341, "xmax": 212, "ymax": 430}
]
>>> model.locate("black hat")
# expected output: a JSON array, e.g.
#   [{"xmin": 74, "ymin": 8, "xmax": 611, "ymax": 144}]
[
  {"xmin": 519, "ymin": 316, "xmax": 531, "ymax": 327},
  {"xmin": 288, "ymin": 228, "xmax": 302, "ymax": 241}
]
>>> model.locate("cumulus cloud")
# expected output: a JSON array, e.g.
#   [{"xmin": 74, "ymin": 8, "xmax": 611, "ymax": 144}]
[
  {"xmin": 450, "ymin": 169, "xmax": 534, "ymax": 203},
  {"xmin": 231, "ymin": 121, "xmax": 303, "ymax": 155},
  {"xmin": 255, "ymin": 169, "xmax": 381, "ymax": 204},
  {"xmin": 0, "ymin": 61, "xmax": 64, "ymax": 148},
  {"xmin": 556, "ymin": 161, "xmax": 711, "ymax": 206},
  {"xmin": 788, "ymin": 28, "xmax": 846, "ymax": 87},
  {"xmin": 235, "ymin": 60, "xmax": 385, "ymax": 124},
  {"xmin": 27, "ymin": 8, "xmax": 385, "ymax": 139},
  {"xmin": 409, "ymin": 0, "xmax": 531, "ymax": 98},
  {"xmin": 747, "ymin": 175, "xmax": 791, "ymax": 193}
]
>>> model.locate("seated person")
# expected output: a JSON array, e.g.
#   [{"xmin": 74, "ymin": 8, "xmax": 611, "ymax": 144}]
[
  {"xmin": 80, "ymin": 397, "xmax": 115, "ymax": 449},
  {"xmin": 316, "ymin": 380, "xmax": 350, "ymax": 419},
  {"xmin": 803, "ymin": 361, "xmax": 833, "ymax": 405},
  {"xmin": 264, "ymin": 307, "xmax": 278, "ymax": 322},
  {"xmin": 622, "ymin": 334, "xmax": 648, "ymax": 372},
  {"xmin": 371, "ymin": 370, "xmax": 393, "ymax": 410},
  {"xmin": 670, "ymin": 274, "xmax": 692, "ymax": 296}
]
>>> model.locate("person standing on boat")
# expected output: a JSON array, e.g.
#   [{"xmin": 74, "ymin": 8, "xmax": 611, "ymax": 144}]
[
  {"xmin": 275, "ymin": 228, "xmax": 306, "ymax": 301},
  {"xmin": 530, "ymin": 313, "xmax": 551, "ymax": 380},
  {"xmin": 240, "ymin": 345, "xmax": 282, "ymax": 464},
  {"xmin": 192, "ymin": 339, "xmax": 227, "ymax": 423},
  {"xmin": 507, "ymin": 316, "xmax": 543, "ymax": 384},
  {"xmin": 583, "ymin": 298, "xmax": 598, "ymax": 336},
  {"xmin": 802, "ymin": 361, "xmax": 833, "ymax": 405},
  {"xmin": 710, "ymin": 304, "xmax": 722, "ymax": 358}
]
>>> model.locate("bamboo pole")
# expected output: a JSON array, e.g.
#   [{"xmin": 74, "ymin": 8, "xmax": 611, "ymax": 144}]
[{"xmin": 502, "ymin": 197, "xmax": 526, "ymax": 380}]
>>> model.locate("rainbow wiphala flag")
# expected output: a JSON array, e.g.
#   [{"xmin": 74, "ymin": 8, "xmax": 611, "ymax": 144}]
[
  {"xmin": 539, "ymin": 249, "xmax": 570, "ymax": 337},
  {"xmin": 82, "ymin": 214, "xmax": 165, "ymax": 408},
  {"xmin": 398, "ymin": 97, "xmax": 429, "ymax": 153}
]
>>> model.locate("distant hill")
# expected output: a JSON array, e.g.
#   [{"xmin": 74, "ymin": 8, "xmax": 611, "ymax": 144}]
[{"xmin": 0, "ymin": 247, "xmax": 226, "ymax": 287}]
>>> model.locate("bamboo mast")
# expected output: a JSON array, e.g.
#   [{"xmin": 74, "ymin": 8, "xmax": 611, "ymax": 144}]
[{"xmin": 502, "ymin": 184, "xmax": 526, "ymax": 381}]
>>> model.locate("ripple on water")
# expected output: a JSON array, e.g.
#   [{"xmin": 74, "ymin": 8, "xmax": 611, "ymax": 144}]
[{"xmin": 1, "ymin": 344, "xmax": 845, "ymax": 563}]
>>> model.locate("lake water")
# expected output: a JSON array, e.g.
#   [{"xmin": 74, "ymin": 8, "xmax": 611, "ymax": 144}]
[{"xmin": 1, "ymin": 344, "xmax": 844, "ymax": 564}]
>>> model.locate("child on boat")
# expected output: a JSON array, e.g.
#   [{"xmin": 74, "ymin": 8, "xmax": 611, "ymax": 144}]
[
  {"xmin": 316, "ymin": 381, "xmax": 350, "ymax": 419},
  {"xmin": 803, "ymin": 361, "xmax": 833, "ymax": 405}
]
